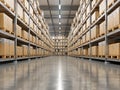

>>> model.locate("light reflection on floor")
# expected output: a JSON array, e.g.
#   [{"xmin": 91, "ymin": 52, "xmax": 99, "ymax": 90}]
[{"xmin": 0, "ymin": 56, "xmax": 120, "ymax": 90}]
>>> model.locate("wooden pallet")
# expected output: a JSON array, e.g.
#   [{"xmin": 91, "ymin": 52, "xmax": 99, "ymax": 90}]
[
  {"xmin": 22, "ymin": 37, "xmax": 26, "ymax": 40},
  {"xmin": 108, "ymin": 0, "xmax": 117, "ymax": 9},
  {"xmin": 18, "ymin": 16, "xmax": 24, "ymax": 21},
  {"xmin": 99, "ymin": 11, "xmax": 104, "ymax": 17},
  {"xmin": 98, "ymin": 55, "xmax": 105, "ymax": 58},
  {"xmin": 17, "ymin": 35, "xmax": 21, "ymax": 38},
  {"xmin": 108, "ymin": 55, "xmax": 120, "ymax": 59},
  {"xmin": 10, "ymin": 56, "xmax": 14, "ymax": 58},
  {"xmin": 0, "ymin": 55, "xmax": 9, "ymax": 59},
  {"xmin": 0, "ymin": 55, "xmax": 14, "ymax": 59},
  {"xmin": 108, "ymin": 24, "xmax": 120, "ymax": 33},
  {"xmin": 92, "ymin": 55, "xmax": 97, "ymax": 57},
  {"xmin": 91, "ymin": 37, "xmax": 97, "ymax": 40},
  {"xmin": 99, "ymin": 33, "xmax": 105, "ymax": 37},
  {"xmin": 17, "ymin": 55, "xmax": 23, "ymax": 58},
  {"xmin": 0, "ymin": 28, "xmax": 14, "ymax": 35}
]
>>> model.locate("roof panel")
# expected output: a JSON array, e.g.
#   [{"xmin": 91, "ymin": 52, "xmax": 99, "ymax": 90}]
[{"xmin": 61, "ymin": 0, "xmax": 72, "ymax": 5}]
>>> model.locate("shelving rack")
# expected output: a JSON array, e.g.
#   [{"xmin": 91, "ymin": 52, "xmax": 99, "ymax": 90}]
[
  {"xmin": 0, "ymin": 0, "xmax": 54, "ymax": 63},
  {"xmin": 68, "ymin": 0, "xmax": 120, "ymax": 63},
  {"xmin": 53, "ymin": 37, "xmax": 67, "ymax": 56}
]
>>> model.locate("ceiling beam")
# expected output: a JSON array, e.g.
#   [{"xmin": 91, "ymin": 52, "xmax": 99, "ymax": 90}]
[
  {"xmin": 65, "ymin": 0, "xmax": 73, "ymax": 37},
  {"xmin": 40, "ymin": 5, "xmax": 79, "ymax": 11},
  {"xmin": 46, "ymin": 0, "xmax": 56, "ymax": 35},
  {"xmin": 49, "ymin": 24, "xmax": 71, "ymax": 27},
  {"xmin": 45, "ymin": 15, "xmax": 74, "ymax": 19}
]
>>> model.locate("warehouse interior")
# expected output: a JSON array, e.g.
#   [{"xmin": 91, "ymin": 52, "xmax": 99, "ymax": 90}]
[{"xmin": 0, "ymin": 0, "xmax": 120, "ymax": 90}]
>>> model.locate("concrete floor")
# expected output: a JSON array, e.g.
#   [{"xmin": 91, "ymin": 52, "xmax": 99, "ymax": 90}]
[{"xmin": 0, "ymin": 56, "xmax": 120, "ymax": 90}]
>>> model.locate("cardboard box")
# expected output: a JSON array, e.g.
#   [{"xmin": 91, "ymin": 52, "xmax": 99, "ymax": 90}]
[
  {"xmin": 17, "ymin": 3, "xmax": 23, "ymax": 19},
  {"xmin": 17, "ymin": 25, "xmax": 22, "ymax": 37},
  {"xmin": 92, "ymin": 46, "xmax": 98, "ymax": 56},
  {"xmin": 91, "ymin": 25, "xmax": 99, "ymax": 39},
  {"xmin": 99, "ymin": 0, "xmax": 106, "ymax": 15},
  {"xmin": 0, "ymin": 0, "xmax": 14, "ymax": 11},
  {"xmin": 0, "ymin": 13, "xmax": 13, "ymax": 33},
  {"xmin": 0, "ymin": 38, "xmax": 9, "ymax": 56},
  {"xmin": 109, "ymin": 43, "xmax": 120, "ymax": 56},
  {"xmin": 92, "ymin": 11, "xmax": 99, "ymax": 23},
  {"xmin": 23, "ymin": 12, "xmax": 29, "ymax": 24},
  {"xmin": 100, "ymin": 21, "xmax": 105, "ymax": 36},
  {"xmin": 9, "ymin": 40, "xmax": 14, "ymax": 56},
  {"xmin": 92, "ymin": 0, "xmax": 98, "ymax": 8},
  {"xmin": 22, "ymin": 30, "xmax": 28, "ymax": 40}
]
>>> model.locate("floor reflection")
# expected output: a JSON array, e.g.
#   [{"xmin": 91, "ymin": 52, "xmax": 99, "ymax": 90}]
[{"xmin": 0, "ymin": 56, "xmax": 120, "ymax": 90}]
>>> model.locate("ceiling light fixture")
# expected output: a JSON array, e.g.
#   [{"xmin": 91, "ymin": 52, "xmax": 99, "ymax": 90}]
[
  {"xmin": 59, "ymin": 4, "xmax": 61, "ymax": 10},
  {"xmin": 59, "ymin": 22, "xmax": 61, "ymax": 25},
  {"xmin": 59, "ymin": 15, "xmax": 61, "ymax": 18},
  {"xmin": 59, "ymin": 27, "xmax": 61, "ymax": 30}
]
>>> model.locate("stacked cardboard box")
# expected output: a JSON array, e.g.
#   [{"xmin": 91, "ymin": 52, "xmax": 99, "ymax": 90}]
[
  {"xmin": 99, "ymin": 0, "xmax": 106, "ymax": 16},
  {"xmin": 17, "ymin": 3, "xmax": 23, "ymax": 20},
  {"xmin": 17, "ymin": 25, "xmax": 22, "ymax": 38},
  {"xmin": 109, "ymin": 43, "xmax": 120, "ymax": 59},
  {"xmin": 0, "ymin": 13, "xmax": 13, "ymax": 33},
  {"xmin": 0, "ymin": 0, "xmax": 14, "ymax": 11}
]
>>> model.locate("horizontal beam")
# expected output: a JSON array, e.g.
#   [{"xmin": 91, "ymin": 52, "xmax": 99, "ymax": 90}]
[
  {"xmin": 40, "ymin": 5, "xmax": 79, "ymax": 11},
  {"xmin": 49, "ymin": 24, "xmax": 71, "ymax": 27},
  {"xmin": 45, "ymin": 14, "xmax": 75, "ymax": 19}
]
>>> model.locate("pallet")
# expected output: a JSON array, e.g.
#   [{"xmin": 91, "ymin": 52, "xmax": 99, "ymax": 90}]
[
  {"xmin": 0, "ymin": 55, "xmax": 14, "ymax": 59},
  {"xmin": 0, "ymin": 1, "xmax": 14, "ymax": 13},
  {"xmin": 23, "ymin": 38, "xmax": 28, "ymax": 41},
  {"xmin": 108, "ymin": 55, "xmax": 120, "ymax": 59},
  {"xmin": 17, "ymin": 55, "xmax": 23, "ymax": 57},
  {"xmin": 98, "ymin": 55, "xmax": 105, "ymax": 58},
  {"xmin": 99, "ymin": 11, "xmax": 104, "ymax": 17},
  {"xmin": 99, "ymin": 33, "xmax": 105, "ymax": 37},
  {"xmin": 91, "ymin": 37, "xmax": 97, "ymax": 40},
  {"xmin": 18, "ymin": 16, "xmax": 24, "ymax": 21},
  {"xmin": 0, "ymin": 28, "xmax": 14, "ymax": 35},
  {"xmin": 108, "ymin": 0, "xmax": 117, "ymax": 9},
  {"xmin": 92, "ymin": 55, "xmax": 97, "ymax": 57},
  {"xmin": 17, "ymin": 35, "xmax": 22, "ymax": 38},
  {"xmin": 108, "ymin": 24, "xmax": 120, "ymax": 33}
]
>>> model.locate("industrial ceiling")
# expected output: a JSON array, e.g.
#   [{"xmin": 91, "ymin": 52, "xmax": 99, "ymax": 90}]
[{"xmin": 39, "ymin": 0, "xmax": 79, "ymax": 37}]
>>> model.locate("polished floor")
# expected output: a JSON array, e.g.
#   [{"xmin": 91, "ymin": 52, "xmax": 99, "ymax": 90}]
[{"xmin": 0, "ymin": 56, "xmax": 120, "ymax": 90}]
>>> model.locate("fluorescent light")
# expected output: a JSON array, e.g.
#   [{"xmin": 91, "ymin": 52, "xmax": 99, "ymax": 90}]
[
  {"xmin": 59, "ymin": 27, "xmax": 61, "ymax": 30},
  {"xmin": 59, "ymin": 15, "xmax": 61, "ymax": 18},
  {"xmin": 59, "ymin": 22, "xmax": 61, "ymax": 25},
  {"xmin": 59, "ymin": 4, "xmax": 61, "ymax": 10}
]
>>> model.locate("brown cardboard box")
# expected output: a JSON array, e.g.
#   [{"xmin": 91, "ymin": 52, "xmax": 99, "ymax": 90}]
[
  {"xmin": 0, "ymin": 0, "xmax": 14, "ymax": 11},
  {"xmin": 9, "ymin": 40, "xmax": 14, "ymax": 56},
  {"xmin": 17, "ymin": 4, "xmax": 23, "ymax": 19},
  {"xmin": 0, "ymin": 38, "xmax": 9, "ymax": 57},
  {"xmin": 92, "ymin": 11, "xmax": 99, "ymax": 23},
  {"xmin": 92, "ymin": 46, "xmax": 98, "ymax": 56},
  {"xmin": 23, "ymin": 12, "xmax": 29, "ymax": 24},
  {"xmin": 92, "ymin": 0, "xmax": 98, "ymax": 8},
  {"xmin": 91, "ymin": 25, "xmax": 99, "ymax": 39},
  {"xmin": 0, "ymin": 13, "xmax": 13, "ymax": 33},
  {"xmin": 100, "ymin": 21, "xmax": 105, "ymax": 36},
  {"xmin": 113, "ymin": 7, "xmax": 120, "ymax": 29},
  {"xmin": 22, "ymin": 45, "xmax": 28, "ymax": 56},
  {"xmin": 17, "ymin": 25, "xmax": 22, "ymax": 37},
  {"xmin": 22, "ymin": 30, "xmax": 28, "ymax": 40},
  {"xmin": 99, "ymin": 0, "xmax": 106, "ymax": 15}
]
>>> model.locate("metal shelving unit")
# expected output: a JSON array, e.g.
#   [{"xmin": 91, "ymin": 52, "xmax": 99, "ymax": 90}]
[
  {"xmin": 68, "ymin": 0, "xmax": 120, "ymax": 63},
  {"xmin": 0, "ymin": 0, "xmax": 54, "ymax": 63}
]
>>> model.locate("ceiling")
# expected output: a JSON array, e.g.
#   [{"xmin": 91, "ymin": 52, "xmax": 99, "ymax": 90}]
[{"xmin": 39, "ymin": 0, "xmax": 79, "ymax": 37}]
